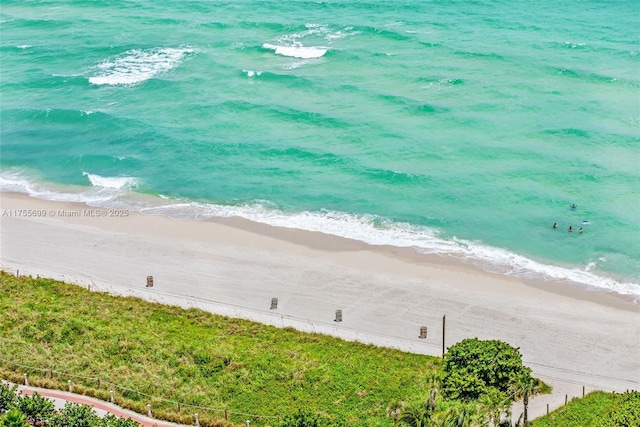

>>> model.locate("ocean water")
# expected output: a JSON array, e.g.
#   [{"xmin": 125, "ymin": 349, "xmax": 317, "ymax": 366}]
[{"xmin": 1, "ymin": 0, "xmax": 639, "ymax": 297}]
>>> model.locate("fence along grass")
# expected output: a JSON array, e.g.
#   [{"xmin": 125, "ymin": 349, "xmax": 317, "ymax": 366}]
[{"xmin": 0, "ymin": 271, "xmax": 440, "ymax": 426}]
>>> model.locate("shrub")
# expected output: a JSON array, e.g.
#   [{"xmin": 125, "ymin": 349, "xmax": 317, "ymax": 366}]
[
  {"xmin": 16, "ymin": 392, "xmax": 55, "ymax": 425},
  {"xmin": 0, "ymin": 408, "xmax": 29, "ymax": 427},
  {"xmin": 0, "ymin": 383, "xmax": 19, "ymax": 413},
  {"xmin": 442, "ymin": 338, "xmax": 531, "ymax": 402},
  {"xmin": 279, "ymin": 410, "xmax": 324, "ymax": 427}
]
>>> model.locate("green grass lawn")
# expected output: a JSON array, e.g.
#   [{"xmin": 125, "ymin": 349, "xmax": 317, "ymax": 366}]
[
  {"xmin": 0, "ymin": 271, "xmax": 439, "ymax": 426},
  {"xmin": 532, "ymin": 390, "xmax": 640, "ymax": 427}
]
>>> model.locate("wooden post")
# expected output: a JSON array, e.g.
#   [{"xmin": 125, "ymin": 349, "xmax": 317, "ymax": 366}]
[
  {"xmin": 419, "ymin": 326, "xmax": 427, "ymax": 339},
  {"xmin": 270, "ymin": 298, "xmax": 278, "ymax": 309},
  {"xmin": 23, "ymin": 374, "xmax": 28, "ymax": 386},
  {"xmin": 16, "ymin": 269, "xmax": 19, "ymax": 277},
  {"xmin": 110, "ymin": 390, "xmax": 114, "ymax": 403},
  {"xmin": 147, "ymin": 404, "xmax": 152, "ymax": 418},
  {"xmin": 546, "ymin": 403, "xmax": 549, "ymax": 414},
  {"xmin": 442, "ymin": 315, "xmax": 446, "ymax": 357},
  {"xmin": 565, "ymin": 394, "xmax": 568, "ymax": 405},
  {"xmin": 68, "ymin": 380, "xmax": 72, "ymax": 393},
  {"xmin": 146, "ymin": 276, "xmax": 154, "ymax": 287},
  {"xmin": 334, "ymin": 310, "xmax": 342, "ymax": 322},
  {"xmin": 582, "ymin": 385, "xmax": 585, "ymax": 397}
]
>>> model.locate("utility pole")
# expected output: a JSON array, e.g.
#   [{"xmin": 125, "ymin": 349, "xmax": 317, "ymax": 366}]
[{"xmin": 442, "ymin": 314, "xmax": 446, "ymax": 357}]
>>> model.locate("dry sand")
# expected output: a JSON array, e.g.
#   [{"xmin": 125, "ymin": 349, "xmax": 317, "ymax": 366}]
[{"xmin": 1, "ymin": 191, "xmax": 638, "ymax": 420}]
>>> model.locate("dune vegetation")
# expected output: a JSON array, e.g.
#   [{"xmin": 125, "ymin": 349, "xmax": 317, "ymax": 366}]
[
  {"xmin": 10, "ymin": 271, "xmax": 635, "ymax": 427},
  {"xmin": 0, "ymin": 271, "xmax": 440, "ymax": 426},
  {"xmin": 532, "ymin": 390, "xmax": 640, "ymax": 427}
]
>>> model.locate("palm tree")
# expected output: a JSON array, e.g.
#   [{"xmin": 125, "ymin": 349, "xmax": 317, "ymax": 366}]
[
  {"xmin": 398, "ymin": 373, "xmax": 443, "ymax": 427},
  {"xmin": 478, "ymin": 389, "xmax": 511, "ymax": 426},
  {"xmin": 425, "ymin": 371, "xmax": 443, "ymax": 413},
  {"xmin": 398, "ymin": 403, "xmax": 431, "ymax": 427},
  {"xmin": 437, "ymin": 401, "xmax": 485, "ymax": 427},
  {"xmin": 510, "ymin": 375, "xmax": 543, "ymax": 426},
  {"xmin": 387, "ymin": 400, "xmax": 404, "ymax": 426}
]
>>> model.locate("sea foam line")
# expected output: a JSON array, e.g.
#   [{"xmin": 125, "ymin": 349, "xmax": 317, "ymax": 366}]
[
  {"xmin": 0, "ymin": 171, "xmax": 138, "ymax": 205},
  {"xmin": 1, "ymin": 171, "xmax": 638, "ymax": 299},
  {"xmin": 136, "ymin": 201, "xmax": 640, "ymax": 299}
]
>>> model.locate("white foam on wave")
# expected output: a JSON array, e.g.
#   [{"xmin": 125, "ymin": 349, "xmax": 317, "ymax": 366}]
[
  {"xmin": 262, "ymin": 23, "xmax": 358, "ymax": 60},
  {"xmin": 0, "ymin": 170, "xmax": 138, "ymax": 205},
  {"xmin": 88, "ymin": 47, "xmax": 196, "ymax": 86},
  {"xmin": 325, "ymin": 26, "xmax": 358, "ymax": 40},
  {"xmin": 0, "ymin": 172, "xmax": 36, "ymax": 194},
  {"xmin": 285, "ymin": 23, "xmax": 358, "ymax": 43},
  {"xmin": 565, "ymin": 41, "xmax": 587, "ymax": 49},
  {"xmin": 143, "ymin": 202, "xmax": 457, "ymax": 251},
  {"xmin": 262, "ymin": 43, "xmax": 327, "ymax": 59},
  {"xmin": 17, "ymin": 45, "xmax": 32, "ymax": 49},
  {"xmin": 243, "ymin": 69, "xmax": 262, "ymax": 77},
  {"xmin": 82, "ymin": 171, "xmax": 137, "ymax": 189},
  {"xmin": 451, "ymin": 239, "xmax": 639, "ymax": 298}
]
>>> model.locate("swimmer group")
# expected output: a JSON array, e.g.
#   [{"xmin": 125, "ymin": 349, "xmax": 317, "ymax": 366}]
[{"xmin": 553, "ymin": 204, "xmax": 584, "ymax": 233}]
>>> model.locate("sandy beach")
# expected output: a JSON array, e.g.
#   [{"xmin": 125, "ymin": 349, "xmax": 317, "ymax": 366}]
[{"xmin": 1, "ymin": 191, "xmax": 638, "ymax": 420}]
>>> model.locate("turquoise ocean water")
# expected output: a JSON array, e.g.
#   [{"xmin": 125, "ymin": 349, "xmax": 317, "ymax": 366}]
[{"xmin": 1, "ymin": 1, "xmax": 638, "ymax": 298}]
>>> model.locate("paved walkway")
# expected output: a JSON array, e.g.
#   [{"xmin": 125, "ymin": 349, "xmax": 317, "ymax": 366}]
[{"xmin": 15, "ymin": 384, "xmax": 193, "ymax": 427}]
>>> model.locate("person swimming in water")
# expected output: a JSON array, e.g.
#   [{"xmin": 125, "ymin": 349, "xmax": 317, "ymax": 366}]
[
  {"xmin": 579, "ymin": 228, "xmax": 583, "ymax": 233},
  {"xmin": 568, "ymin": 226, "xmax": 573, "ymax": 232},
  {"xmin": 553, "ymin": 222, "xmax": 558, "ymax": 229},
  {"xmin": 571, "ymin": 203, "xmax": 577, "ymax": 209}
]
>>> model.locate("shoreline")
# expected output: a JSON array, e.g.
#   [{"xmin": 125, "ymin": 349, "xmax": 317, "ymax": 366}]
[
  {"xmin": 2, "ymin": 189, "xmax": 635, "ymax": 309},
  {"xmin": 1, "ymin": 191, "xmax": 639, "ymax": 419},
  {"xmin": 216, "ymin": 214, "xmax": 639, "ymax": 311},
  {"xmin": 3, "ymin": 174, "xmax": 638, "ymax": 300}
]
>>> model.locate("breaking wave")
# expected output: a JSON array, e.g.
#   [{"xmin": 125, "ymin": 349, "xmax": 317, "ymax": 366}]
[{"xmin": 88, "ymin": 46, "xmax": 196, "ymax": 86}]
